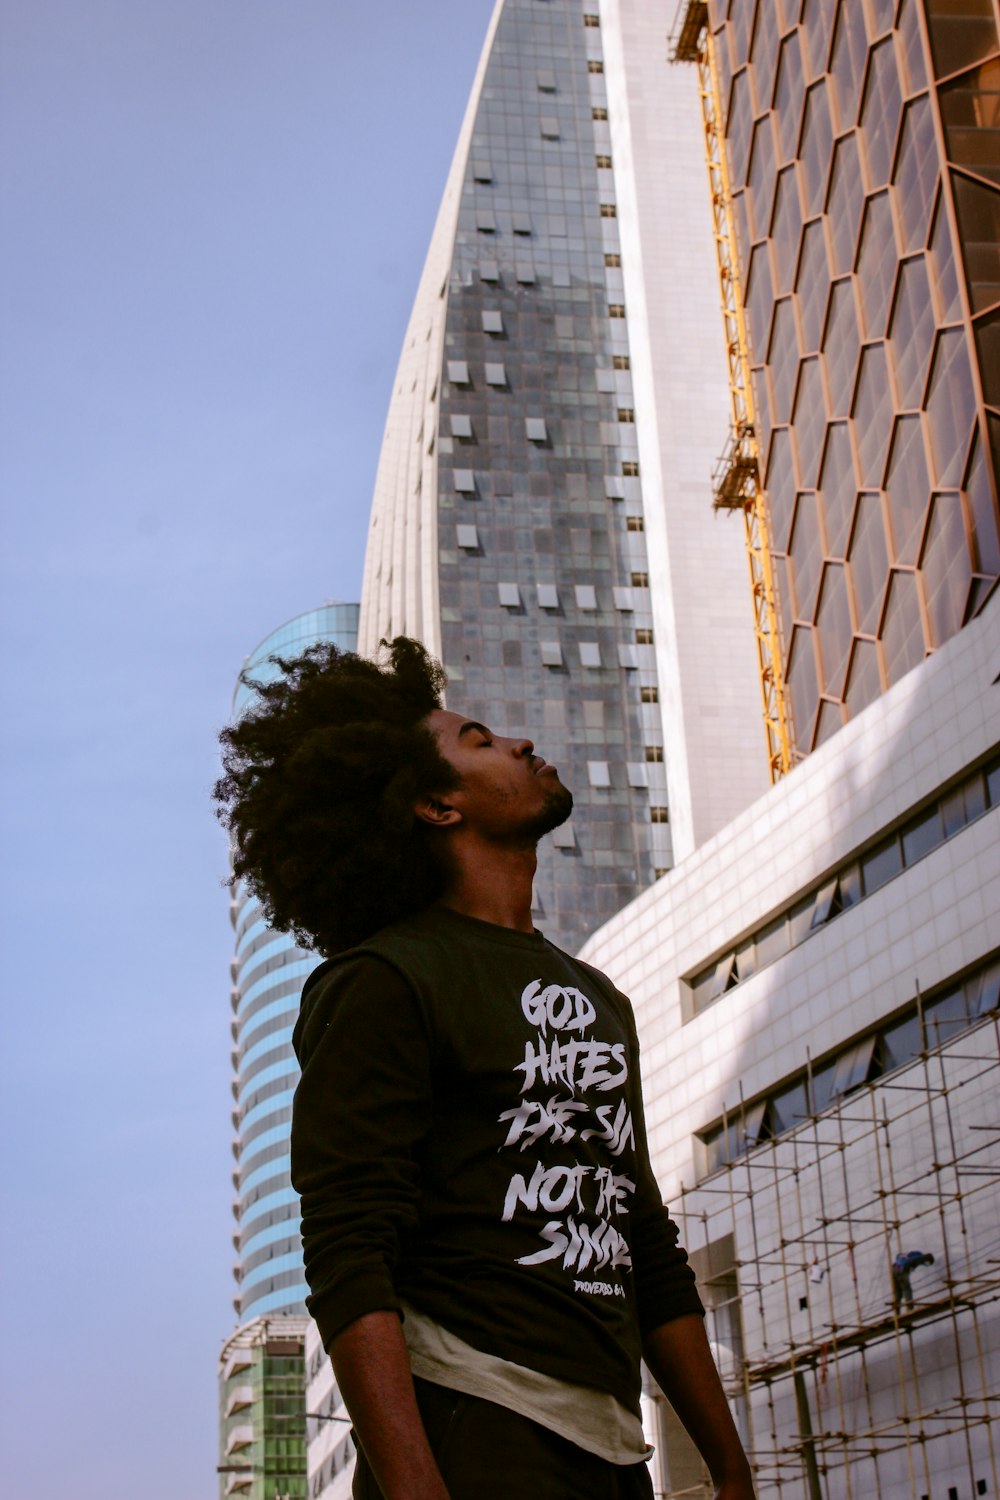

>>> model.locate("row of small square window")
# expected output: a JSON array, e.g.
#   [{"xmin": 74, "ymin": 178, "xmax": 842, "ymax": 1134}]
[
  {"xmin": 470, "ymin": 257, "xmax": 623, "ymax": 288},
  {"xmin": 454, "ymin": 520, "xmax": 643, "ymax": 552},
  {"xmin": 534, "ymin": 640, "xmax": 657, "ymax": 671},
  {"xmin": 497, "ymin": 580, "xmax": 654, "ymax": 620},
  {"xmin": 449, "ymin": 410, "xmax": 634, "ymax": 444},
  {"xmin": 475, "ymin": 202, "xmax": 616, "ymax": 232},
  {"xmin": 446, "ymin": 360, "xmax": 636, "ymax": 396},
  {"xmin": 585, "ymin": 760, "xmax": 667, "ymax": 799}
]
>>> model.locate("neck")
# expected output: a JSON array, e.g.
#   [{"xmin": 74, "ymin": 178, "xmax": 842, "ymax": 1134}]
[{"xmin": 436, "ymin": 838, "xmax": 538, "ymax": 933}]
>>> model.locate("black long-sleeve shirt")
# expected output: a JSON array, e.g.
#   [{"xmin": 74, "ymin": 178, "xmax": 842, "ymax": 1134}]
[{"xmin": 291, "ymin": 906, "xmax": 702, "ymax": 1418}]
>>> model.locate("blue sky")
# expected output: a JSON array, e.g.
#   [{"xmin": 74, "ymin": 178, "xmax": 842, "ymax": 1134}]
[{"xmin": 0, "ymin": 2, "xmax": 489, "ymax": 1493}]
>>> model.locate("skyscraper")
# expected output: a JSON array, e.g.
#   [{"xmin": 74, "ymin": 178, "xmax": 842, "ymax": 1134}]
[
  {"xmin": 677, "ymin": 0, "xmax": 1000, "ymax": 761},
  {"xmin": 359, "ymin": 0, "xmax": 768, "ymax": 955},
  {"xmin": 227, "ymin": 603, "xmax": 359, "ymax": 1326}
]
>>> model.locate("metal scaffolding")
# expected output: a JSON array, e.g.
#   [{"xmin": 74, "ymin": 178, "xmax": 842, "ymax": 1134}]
[
  {"xmin": 657, "ymin": 1012, "xmax": 1000, "ymax": 1498},
  {"xmin": 669, "ymin": 1, "xmax": 792, "ymax": 780}
]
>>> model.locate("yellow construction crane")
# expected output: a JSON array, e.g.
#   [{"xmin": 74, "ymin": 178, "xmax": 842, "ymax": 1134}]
[{"xmin": 671, "ymin": 1, "xmax": 793, "ymax": 781}]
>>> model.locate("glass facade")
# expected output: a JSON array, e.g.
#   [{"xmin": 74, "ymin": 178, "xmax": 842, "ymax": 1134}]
[
  {"xmin": 218, "ymin": 1317, "xmax": 309, "ymax": 1500},
  {"xmin": 707, "ymin": 0, "xmax": 1000, "ymax": 756},
  {"xmin": 228, "ymin": 604, "xmax": 359, "ymax": 1322},
  {"xmin": 432, "ymin": 0, "xmax": 671, "ymax": 953}
]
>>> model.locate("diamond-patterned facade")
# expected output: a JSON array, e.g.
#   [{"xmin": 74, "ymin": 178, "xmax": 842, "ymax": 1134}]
[{"xmin": 709, "ymin": 0, "xmax": 1000, "ymax": 759}]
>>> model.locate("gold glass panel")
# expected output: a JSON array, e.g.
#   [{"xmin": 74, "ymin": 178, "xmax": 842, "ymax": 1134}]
[
  {"xmin": 802, "ymin": 0, "xmax": 837, "ymax": 80},
  {"xmin": 793, "ymin": 358, "xmax": 827, "ymax": 485},
  {"xmin": 765, "ymin": 426, "xmax": 797, "ymax": 550},
  {"xmin": 796, "ymin": 220, "xmax": 831, "ymax": 353},
  {"xmin": 864, "ymin": 0, "xmax": 896, "ymax": 41},
  {"xmin": 889, "ymin": 255, "xmax": 936, "ymax": 408},
  {"xmin": 827, "ymin": 131, "xmax": 865, "ymax": 275},
  {"xmin": 885, "ymin": 415, "xmax": 932, "ymax": 563},
  {"xmin": 951, "ymin": 170, "xmax": 1000, "ymax": 312},
  {"xmin": 926, "ymin": 326, "xmax": 978, "ymax": 486},
  {"xmin": 849, "ymin": 493, "xmax": 890, "ymax": 633},
  {"xmin": 921, "ymin": 492, "xmax": 974, "ymax": 645},
  {"xmin": 816, "ymin": 562, "xmax": 854, "ymax": 696},
  {"xmin": 771, "ymin": 166, "xmax": 804, "ymax": 293},
  {"xmin": 750, "ymin": 0, "xmax": 781, "ymax": 114},
  {"xmin": 974, "ymin": 308, "xmax": 1000, "ymax": 404},
  {"xmin": 964, "ymin": 431, "xmax": 1000, "ymax": 574},
  {"xmin": 714, "ymin": 15, "xmax": 735, "ymax": 119},
  {"xmin": 881, "ymin": 570, "xmax": 927, "ymax": 682},
  {"xmin": 814, "ymin": 698, "xmax": 846, "ymax": 744},
  {"xmin": 893, "ymin": 95, "xmax": 940, "ymax": 254},
  {"xmin": 748, "ymin": 114, "xmax": 778, "ymax": 240},
  {"xmin": 940, "ymin": 58, "xmax": 1000, "ymax": 188},
  {"xmin": 799, "ymin": 81, "xmax": 834, "ymax": 217},
  {"xmin": 823, "ymin": 277, "xmax": 862, "ymax": 417},
  {"xmin": 845, "ymin": 637, "xmax": 883, "ymax": 713},
  {"xmin": 897, "ymin": 0, "xmax": 929, "ymax": 95},
  {"xmin": 923, "ymin": 0, "xmax": 999, "ymax": 81},
  {"xmin": 831, "ymin": 2, "xmax": 870, "ymax": 130},
  {"xmin": 787, "ymin": 624, "xmax": 821, "ymax": 747},
  {"xmin": 729, "ymin": 1, "xmax": 756, "ymax": 74},
  {"xmin": 856, "ymin": 192, "xmax": 896, "ymax": 337},
  {"xmin": 752, "ymin": 364, "xmax": 773, "ymax": 459},
  {"xmin": 775, "ymin": 31, "xmax": 806, "ymax": 163},
  {"xmin": 860, "ymin": 38, "xmax": 904, "ymax": 190},
  {"xmin": 771, "ymin": 552, "xmax": 796, "ymax": 656},
  {"xmin": 733, "ymin": 188, "xmax": 752, "ymax": 278},
  {"xmin": 778, "ymin": 0, "xmax": 804, "ymax": 31},
  {"xmin": 853, "ymin": 341, "xmax": 894, "ymax": 484},
  {"xmin": 790, "ymin": 491, "xmax": 824, "ymax": 619},
  {"xmin": 928, "ymin": 190, "xmax": 963, "ymax": 321},
  {"xmin": 819, "ymin": 421, "xmax": 858, "ymax": 557},
  {"xmin": 746, "ymin": 241, "xmax": 775, "ymax": 360},
  {"xmin": 769, "ymin": 297, "xmax": 800, "ymax": 423},
  {"xmin": 727, "ymin": 67, "xmax": 754, "ymax": 185}
]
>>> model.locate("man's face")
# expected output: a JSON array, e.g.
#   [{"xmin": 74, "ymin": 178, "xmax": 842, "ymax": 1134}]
[{"xmin": 423, "ymin": 708, "xmax": 573, "ymax": 844}]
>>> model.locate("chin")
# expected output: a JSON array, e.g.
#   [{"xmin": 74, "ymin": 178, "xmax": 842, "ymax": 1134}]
[{"xmin": 531, "ymin": 783, "xmax": 574, "ymax": 839}]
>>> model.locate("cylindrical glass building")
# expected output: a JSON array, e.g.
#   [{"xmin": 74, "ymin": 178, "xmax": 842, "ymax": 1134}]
[{"xmin": 227, "ymin": 604, "xmax": 359, "ymax": 1321}]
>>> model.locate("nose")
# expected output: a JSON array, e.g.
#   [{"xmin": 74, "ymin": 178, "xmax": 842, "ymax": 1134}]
[{"xmin": 512, "ymin": 737, "xmax": 534, "ymax": 758}]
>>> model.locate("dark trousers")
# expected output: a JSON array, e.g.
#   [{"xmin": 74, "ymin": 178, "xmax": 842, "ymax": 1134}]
[{"xmin": 352, "ymin": 1377, "xmax": 656, "ymax": 1500}]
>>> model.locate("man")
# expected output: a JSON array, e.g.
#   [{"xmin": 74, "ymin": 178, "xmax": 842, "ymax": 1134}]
[{"xmin": 216, "ymin": 637, "xmax": 754, "ymax": 1500}]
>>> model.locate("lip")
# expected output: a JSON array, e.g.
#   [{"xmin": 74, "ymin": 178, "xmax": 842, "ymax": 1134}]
[{"xmin": 533, "ymin": 760, "xmax": 556, "ymax": 775}]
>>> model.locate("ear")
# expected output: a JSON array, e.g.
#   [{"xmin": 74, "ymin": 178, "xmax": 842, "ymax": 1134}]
[{"xmin": 413, "ymin": 794, "xmax": 463, "ymax": 830}]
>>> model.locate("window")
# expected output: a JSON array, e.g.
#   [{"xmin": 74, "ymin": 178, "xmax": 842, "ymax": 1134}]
[
  {"xmin": 613, "ymin": 587, "xmax": 634, "ymax": 610},
  {"xmin": 537, "ymin": 583, "xmax": 559, "ymax": 609},
  {"xmin": 476, "ymin": 210, "xmax": 496, "ymax": 233},
  {"xmin": 618, "ymin": 644, "xmax": 639, "ymax": 668},
  {"xmin": 604, "ymin": 252, "xmax": 622, "ymax": 266},
  {"xmin": 537, "ymin": 69, "xmax": 556, "ymax": 91},
  {"xmin": 592, "ymin": 106, "xmax": 608, "ymax": 119},
  {"xmin": 650, "ymin": 805, "xmax": 669, "ymax": 823},
  {"xmin": 551, "ymin": 821, "xmax": 575, "ymax": 849},
  {"xmin": 579, "ymin": 642, "xmax": 602, "ymax": 668},
  {"xmin": 596, "ymin": 154, "xmax": 612, "ymax": 168},
  {"xmin": 482, "ymin": 310, "xmax": 504, "ymax": 334},
  {"xmin": 540, "ymin": 640, "xmax": 563, "ymax": 667},
  {"xmin": 456, "ymin": 524, "xmax": 479, "ymax": 550},
  {"xmin": 636, "ymin": 628, "xmax": 654, "ymax": 644},
  {"xmin": 472, "ymin": 160, "xmax": 492, "ymax": 182},
  {"xmin": 861, "ymin": 836, "xmax": 903, "ymax": 895},
  {"xmin": 525, "ymin": 417, "xmax": 548, "ymax": 442},
  {"xmin": 622, "ymin": 460, "xmax": 640, "ymax": 475},
  {"xmin": 453, "ymin": 469, "xmax": 475, "ymax": 493},
  {"xmin": 540, "ymin": 117, "xmax": 561, "ymax": 139},
  {"xmin": 608, "ymin": 303, "xmax": 626, "ymax": 317},
  {"xmin": 631, "ymin": 571, "xmax": 649, "ymax": 587},
  {"xmin": 480, "ymin": 259, "xmax": 499, "ymax": 282},
  {"xmin": 515, "ymin": 262, "xmax": 536, "ymax": 284},
  {"xmin": 447, "ymin": 360, "xmax": 470, "ymax": 385},
  {"xmin": 512, "ymin": 213, "xmax": 532, "ymax": 236},
  {"xmin": 575, "ymin": 584, "xmax": 598, "ymax": 610},
  {"xmin": 640, "ymin": 685, "xmax": 659, "ymax": 703},
  {"xmin": 485, "ymin": 362, "xmax": 507, "ymax": 386},
  {"xmin": 450, "ymin": 414, "xmax": 472, "ymax": 439},
  {"xmin": 605, "ymin": 476, "xmax": 625, "ymax": 500},
  {"xmin": 626, "ymin": 515, "xmax": 644, "ymax": 531},
  {"xmin": 617, "ymin": 407, "xmax": 635, "ymax": 421},
  {"xmin": 497, "ymin": 582, "xmax": 520, "ymax": 608},
  {"xmin": 645, "ymin": 745, "xmax": 664, "ymax": 762},
  {"xmin": 588, "ymin": 760, "xmax": 611, "ymax": 787},
  {"xmin": 627, "ymin": 763, "xmax": 648, "ymax": 788},
  {"xmin": 588, "ymin": 60, "xmax": 604, "ymax": 73},
  {"xmin": 584, "ymin": 12, "xmax": 600, "ymax": 25},
  {"xmin": 600, "ymin": 203, "xmax": 618, "ymax": 218},
  {"xmin": 654, "ymin": 866, "xmax": 670, "ymax": 878}
]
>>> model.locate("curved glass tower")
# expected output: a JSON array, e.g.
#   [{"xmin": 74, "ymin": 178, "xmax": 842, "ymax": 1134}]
[
  {"xmin": 359, "ymin": 0, "xmax": 766, "ymax": 954},
  {"xmin": 228, "ymin": 604, "xmax": 360, "ymax": 1322}
]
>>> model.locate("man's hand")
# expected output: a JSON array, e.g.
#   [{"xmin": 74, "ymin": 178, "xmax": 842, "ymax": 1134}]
[
  {"xmin": 644, "ymin": 1314, "xmax": 756, "ymax": 1499},
  {"xmin": 331, "ymin": 1310, "xmax": 451, "ymax": 1500}
]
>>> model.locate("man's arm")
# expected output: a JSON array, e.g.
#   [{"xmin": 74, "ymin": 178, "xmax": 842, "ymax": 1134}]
[
  {"xmin": 331, "ymin": 1312, "xmax": 449, "ymax": 1500},
  {"xmin": 644, "ymin": 1315, "xmax": 755, "ymax": 1499}
]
